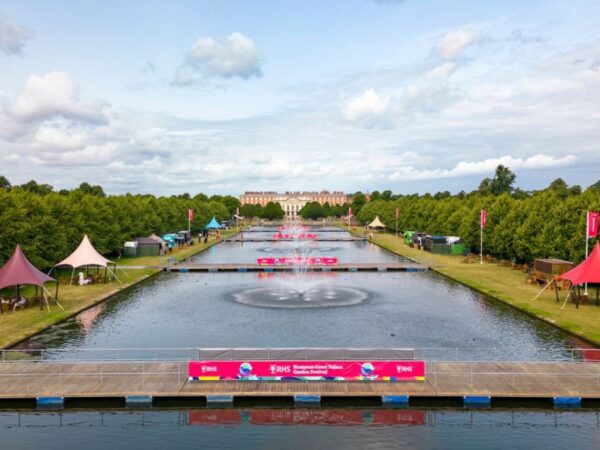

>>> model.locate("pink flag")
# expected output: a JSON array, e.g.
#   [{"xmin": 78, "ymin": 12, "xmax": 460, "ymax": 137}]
[
  {"xmin": 396, "ymin": 207, "xmax": 400, "ymax": 219},
  {"xmin": 188, "ymin": 209, "xmax": 194, "ymax": 220},
  {"xmin": 480, "ymin": 209, "xmax": 487, "ymax": 228},
  {"xmin": 348, "ymin": 207, "xmax": 353, "ymax": 217},
  {"xmin": 588, "ymin": 211, "xmax": 599, "ymax": 238}
]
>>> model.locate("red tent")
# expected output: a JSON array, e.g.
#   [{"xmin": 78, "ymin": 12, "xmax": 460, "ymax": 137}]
[
  {"xmin": 558, "ymin": 243, "xmax": 600, "ymax": 285},
  {"xmin": 0, "ymin": 244, "xmax": 55, "ymax": 290}
]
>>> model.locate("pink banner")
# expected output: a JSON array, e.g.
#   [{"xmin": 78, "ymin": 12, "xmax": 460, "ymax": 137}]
[
  {"xmin": 480, "ymin": 208, "xmax": 487, "ymax": 227},
  {"xmin": 256, "ymin": 257, "xmax": 338, "ymax": 266},
  {"xmin": 188, "ymin": 360, "xmax": 425, "ymax": 381},
  {"xmin": 273, "ymin": 233, "xmax": 317, "ymax": 239},
  {"xmin": 588, "ymin": 211, "xmax": 599, "ymax": 238}
]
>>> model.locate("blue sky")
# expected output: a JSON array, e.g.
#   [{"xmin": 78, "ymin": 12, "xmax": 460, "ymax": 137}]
[{"xmin": 1, "ymin": 0, "xmax": 599, "ymax": 195}]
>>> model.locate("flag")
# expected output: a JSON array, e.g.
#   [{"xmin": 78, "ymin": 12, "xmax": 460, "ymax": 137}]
[
  {"xmin": 480, "ymin": 209, "xmax": 487, "ymax": 227},
  {"xmin": 396, "ymin": 207, "xmax": 400, "ymax": 219},
  {"xmin": 188, "ymin": 209, "xmax": 194, "ymax": 220},
  {"xmin": 348, "ymin": 207, "xmax": 353, "ymax": 217},
  {"xmin": 588, "ymin": 211, "xmax": 599, "ymax": 238}
]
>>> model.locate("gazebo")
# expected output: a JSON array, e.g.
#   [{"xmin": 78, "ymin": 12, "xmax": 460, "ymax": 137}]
[
  {"xmin": 0, "ymin": 244, "xmax": 60, "ymax": 311},
  {"xmin": 367, "ymin": 216, "xmax": 386, "ymax": 230},
  {"xmin": 205, "ymin": 217, "xmax": 223, "ymax": 229},
  {"xmin": 53, "ymin": 235, "xmax": 118, "ymax": 285},
  {"xmin": 557, "ymin": 242, "xmax": 600, "ymax": 308}
]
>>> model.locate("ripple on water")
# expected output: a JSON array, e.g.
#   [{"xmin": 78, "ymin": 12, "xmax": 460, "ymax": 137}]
[{"xmin": 232, "ymin": 286, "xmax": 368, "ymax": 309}]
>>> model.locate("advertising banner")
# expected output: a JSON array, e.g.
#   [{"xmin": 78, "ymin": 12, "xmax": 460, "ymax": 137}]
[
  {"xmin": 588, "ymin": 211, "xmax": 599, "ymax": 238},
  {"xmin": 480, "ymin": 208, "xmax": 486, "ymax": 227},
  {"xmin": 256, "ymin": 257, "xmax": 338, "ymax": 266},
  {"xmin": 188, "ymin": 209, "xmax": 194, "ymax": 220},
  {"xmin": 188, "ymin": 360, "xmax": 425, "ymax": 381}
]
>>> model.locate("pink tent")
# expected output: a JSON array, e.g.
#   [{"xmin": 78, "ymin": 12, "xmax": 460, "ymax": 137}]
[
  {"xmin": 53, "ymin": 235, "xmax": 118, "ymax": 285},
  {"xmin": 55, "ymin": 235, "xmax": 113, "ymax": 269},
  {"xmin": 558, "ymin": 243, "xmax": 600, "ymax": 285},
  {"xmin": 0, "ymin": 245, "xmax": 55, "ymax": 290}
]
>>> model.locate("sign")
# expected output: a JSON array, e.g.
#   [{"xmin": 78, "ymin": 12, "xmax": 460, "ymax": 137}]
[
  {"xmin": 588, "ymin": 211, "xmax": 599, "ymax": 238},
  {"xmin": 188, "ymin": 360, "xmax": 425, "ymax": 381},
  {"xmin": 188, "ymin": 209, "xmax": 194, "ymax": 220},
  {"xmin": 256, "ymin": 257, "xmax": 338, "ymax": 266},
  {"xmin": 480, "ymin": 208, "xmax": 487, "ymax": 227}
]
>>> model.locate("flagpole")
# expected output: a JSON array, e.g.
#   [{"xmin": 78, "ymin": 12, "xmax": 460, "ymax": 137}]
[{"xmin": 480, "ymin": 223, "xmax": 483, "ymax": 265}]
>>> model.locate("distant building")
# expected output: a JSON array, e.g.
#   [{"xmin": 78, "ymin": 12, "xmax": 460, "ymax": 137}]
[{"xmin": 240, "ymin": 191, "xmax": 351, "ymax": 217}]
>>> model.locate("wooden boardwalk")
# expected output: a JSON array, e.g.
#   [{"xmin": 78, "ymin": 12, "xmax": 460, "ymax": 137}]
[
  {"xmin": 0, "ymin": 361, "xmax": 598, "ymax": 400},
  {"xmin": 166, "ymin": 262, "xmax": 427, "ymax": 272}
]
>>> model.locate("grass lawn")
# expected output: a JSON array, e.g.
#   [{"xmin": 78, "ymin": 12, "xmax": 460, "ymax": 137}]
[{"xmin": 344, "ymin": 225, "xmax": 600, "ymax": 346}]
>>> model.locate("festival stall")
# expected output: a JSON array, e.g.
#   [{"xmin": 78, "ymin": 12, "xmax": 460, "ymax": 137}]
[
  {"xmin": 556, "ymin": 242, "xmax": 600, "ymax": 308},
  {"xmin": 0, "ymin": 244, "xmax": 60, "ymax": 311},
  {"xmin": 53, "ymin": 235, "xmax": 119, "ymax": 285}
]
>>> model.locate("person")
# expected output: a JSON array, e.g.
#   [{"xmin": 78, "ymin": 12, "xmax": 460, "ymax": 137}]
[{"xmin": 13, "ymin": 296, "xmax": 27, "ymax": 311}]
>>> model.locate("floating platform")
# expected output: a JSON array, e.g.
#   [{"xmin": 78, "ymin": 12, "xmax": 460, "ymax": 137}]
[
  {"xmin": 166, "ymin": 262, "xmax": 428, "ymax": 272},
  {"xmin": 0, "ymin": 361, "xmax": 598, "ymax": 405},
  {"xmin": 224, "ymin": 238, "xmax": 366, "ymax": 242}
]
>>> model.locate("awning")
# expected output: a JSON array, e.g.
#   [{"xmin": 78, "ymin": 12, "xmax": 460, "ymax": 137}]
[
  {"xmin": 205, "ymin": 216, "xmax": 223, "ymax": 229},
  {"xmin": 367, "ymin": 216, "xmax": 386, "ymax": 228},
  {"xmin": 54, "ymin": 235, "xmax": 113, "ymax": 269},
  {"xmin": 0, "ymin": 245, "xmax": 55, "ymax": 290}
]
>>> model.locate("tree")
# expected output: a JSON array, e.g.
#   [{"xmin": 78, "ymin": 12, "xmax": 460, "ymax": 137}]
[
  {"xmin": 299, "ymin": 201, "xmax": 324, "ymax": 220},
  {"xmin": 0, "ymin": 175, "xmax": 10, "ymax": 189},
  {"xmin": 381, "ymin": 190, "xmax": 392, "ymax": 201},
  {"xmin": 589, "ymin": 180, "xmax": 600, "ymax": 192},
  {"xmin": 261, "ymin": 202, "xmax": 284, "ymax": 220},
  {"xmin": 19, "ymin": 180, "xmax": 53, "ymax": 195},
  {"xmin": 370, "ymin": 191, "xmax": 381, "ymax": 201},
  {"xmin": 351, "ymin": 192, "xmax": 367, "ymax": 214},
  {"xmin": 490, "ymin": 165, "xmax": 516, "ymax": 195},
  {"xmin": 548, "ymin": 178, "xmax": 569, "ymax": 200},
  {"xmin": 76, "ymin": 182, "xmax": 106, "ymax": 197},
  {"xmin": 220, "ymin": 195, "xmax": 241, "ymax": 216}
]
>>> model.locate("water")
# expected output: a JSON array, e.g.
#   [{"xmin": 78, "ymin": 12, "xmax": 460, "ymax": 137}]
[
  {"xmin": 9, "ymin": 225, "xmax": 600, "ymax": 447},
  {"xmin": 0, "ymin": 409, "xmax": 598, "ymax": 450}
]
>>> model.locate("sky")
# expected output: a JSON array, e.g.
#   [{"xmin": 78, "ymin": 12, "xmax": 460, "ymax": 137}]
[{"xmin": 1, "ymin": 0, "xmax": 599, "ymax": 196}]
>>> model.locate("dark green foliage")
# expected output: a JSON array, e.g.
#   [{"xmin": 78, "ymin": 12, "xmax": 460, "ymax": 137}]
[
  {"xmin": 260, "ymin": 202, "xmax": 285, "ymax": 220},
  {"xmin": 0, "ymin": 183, "xmax": 239, "ymax": 269}
]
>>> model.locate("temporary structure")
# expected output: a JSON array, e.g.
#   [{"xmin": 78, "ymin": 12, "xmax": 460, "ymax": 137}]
[
  {"xmin": 205, "ymin": 216, "xmax": 223, "ymax": 229},
  {"xmin": 555, "ymin": 243, "xmax": 600, "ymax": 308},
  {"xmin": 367, "ymin": 216, "xmax": 386, "ymax": 229},
  {"xmin": 53, "ymin": 235, "xmax": 119, "ymax": 284},
  {"xmin": 0, "ymin": 244, "xmax": 60, "ymax": 310}
]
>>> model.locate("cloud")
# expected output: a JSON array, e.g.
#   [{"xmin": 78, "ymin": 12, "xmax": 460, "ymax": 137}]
[
  {"xmin": 173, "ymin": 32, "xmax": 262, "ymax": 85},
  {"xmin": 342, "ymin": 89, "xmax": 390, "ymax": 126},
  {"xmin": 8, "ymin": 72, "xmax": 108, "ymax": 124},
  {"xmin": 0, "ymin": 15, "xmax": 31, "ymax": 55},
  {"xmin": 388, "ymin": 154, "xmax": 576, "ymax": 181},
  {"xmin": 426, "ymin": 62, "xmax": 457, "ymax": 79},
  {"xmin": 436, "ymin": 30, "xmax": 475, "ymax": 60}
]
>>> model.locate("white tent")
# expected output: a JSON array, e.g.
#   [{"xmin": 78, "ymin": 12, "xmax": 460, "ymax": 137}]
[
  {"xmin": 54, "ymin": 235, "xmax": 119, "ymax": 284},
  {"xmin": 367, "ymin": 216, "xmax": 386, "ymax": 229}
]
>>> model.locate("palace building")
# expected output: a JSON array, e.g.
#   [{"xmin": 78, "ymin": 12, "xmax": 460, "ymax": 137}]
[{"xmin": 239, "ymin": 191, "xmax": 351, "ymax": 217}]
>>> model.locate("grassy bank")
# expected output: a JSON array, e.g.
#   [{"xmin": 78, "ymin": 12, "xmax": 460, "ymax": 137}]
[
  {"xmin": 0, "ymin": 230, "xmax": 238, "ymax": 349},
  {"xmin": 350, "ymin": 226, "xmax": 600, "ymax": 346}
]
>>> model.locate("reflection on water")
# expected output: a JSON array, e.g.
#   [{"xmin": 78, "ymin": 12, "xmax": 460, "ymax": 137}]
[{"xmin": 0, "ymin": 409, "xmax": 598, "ymax": 450}]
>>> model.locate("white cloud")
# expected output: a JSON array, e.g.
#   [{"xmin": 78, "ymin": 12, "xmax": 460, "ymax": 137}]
[
  {"xmin": 342, "ymin": 89, "xmax": 390, "ymax": 126},
  {"xmin": 31, "ymin": 142, "xmax": 119, "ymax": 166},
  {"xmin": 0, "ymin": 15, "xmax": 31, "ymax": 55},
  {"xmin": 436, "ymin": 30, "xmax": 475, "ymax": 60},
  {"xmin": 388, "ymin": 154, "xmax": 576, "ymax": 181},
  {"xmin": 8, "ymin": 72, "xmax": 108, "ymax": 124},
  {"xmin": 426, "ymin": 62, "xmax": 457, "ymax": 79},
  {"xmin": 173, "ymin": 32, "xmax": 262, "ymax": 85}
]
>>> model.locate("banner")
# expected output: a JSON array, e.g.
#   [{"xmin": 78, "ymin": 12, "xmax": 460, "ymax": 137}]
[
  {"xmin": 273, "ymin": 233, "xmax": 317, "ymax": 240},
  {"xmin": 188, "ymin": 209, "xmax": 194, "ymax": 221},
  {"xmin": 396, "ymin": 207, "xmax": 400, "ymax": 219},
  {"xmin": 188, "ymin": 360, "xmax": 425, "ymax": 381},
  {"xmin": 348, "ymin": 207, "xmax": 353, "ymax": 217},
  {"xmin": 256, "ymin": 257, "xmax": 338, "ymax": 266},
  {"xmin": 480, "ymin": 208, "xmax": 486, "ymax": 227},
  {"xmin": 588, "ymin": 211, "xmax": 599, "ymax": 238}
]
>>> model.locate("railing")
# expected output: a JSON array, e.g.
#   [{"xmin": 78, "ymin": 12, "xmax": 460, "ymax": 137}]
[{"xmin": 1, "ymin": 347, "xmax": 599, "ymax": 363}]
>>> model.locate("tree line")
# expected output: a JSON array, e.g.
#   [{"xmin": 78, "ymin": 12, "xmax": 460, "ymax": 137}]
[
  {"xmin": 0, "ymin": 177, "xmax": 241, "ymax": 269},
  {"xmin": 355, "ymin": 166, "xmax": 600, "ymax": 264}
]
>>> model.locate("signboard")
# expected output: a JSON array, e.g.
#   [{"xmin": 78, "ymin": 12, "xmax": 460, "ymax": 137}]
[
  {"xmin": 188, "ymin": 360, "xmax": 425, "ymax": 381},
  {"xmin": 256, "ymin": 257, "xmax": 338, "ymax": 266},
  {"xmin": 588, "ymin": 211, "xmax": 599, "ymax": 238}
]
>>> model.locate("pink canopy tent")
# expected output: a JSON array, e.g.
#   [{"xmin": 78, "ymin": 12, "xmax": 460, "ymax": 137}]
[
  {"xmin": 0, "ymin": 244, "xmax": 59, "ymax": 309},
  {"xmin": 53, "ymin": 235, "xmax": 118, "ymax": 284},
  {"xmin": 556, "ymin": 242, "xmax": 600, "ymax": 308}
]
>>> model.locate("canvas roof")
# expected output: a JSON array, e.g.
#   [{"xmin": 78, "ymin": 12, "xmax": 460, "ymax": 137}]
[
  {"xmin": 0, "ymin": 244, "xmax": 55, "ymax": 290},
  {"xmin": 558, "ymin": 243, "xmax": 600, "ymax": 285},
  {"xmin": 54, "ymin": 235, "xmax": 113, "ymax": 269},
  {"xmin": 148, "ymin": 234, "xmax": 166, "ymax": 244},
  {"xmin": 135, "ymin": 237, "xmax": 161, "ymax": 245},
  {"xmin": 367, "ymin": 216, "xmax": 386, "ymax": 228},
  {"xmin": 205, "ymin": 216, "xmax": 222, "ymax": 229}
]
